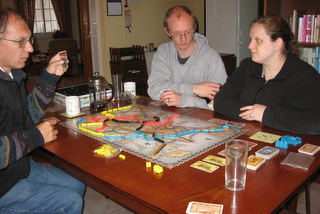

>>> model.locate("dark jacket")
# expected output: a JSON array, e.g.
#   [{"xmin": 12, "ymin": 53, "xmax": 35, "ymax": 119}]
[
  {"xmin": 0, "ymin": 69, "xmax": 60, "ymax": 197},
  {"xmin": 214, "ymin": 54, "xmax": 320, "ymax": 135}
]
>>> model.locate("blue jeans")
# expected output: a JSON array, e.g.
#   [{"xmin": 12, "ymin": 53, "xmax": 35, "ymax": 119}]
[{"xmin": 0, "ymin": 159, "xmax": 85, "ymax": 214}]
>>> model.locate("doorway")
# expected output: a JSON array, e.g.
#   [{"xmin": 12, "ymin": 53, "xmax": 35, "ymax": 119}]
[
  {"xmin": 64, "ymin": 0, "xmax": 93, "ymax": 85},
  {"xmin": 79, "ymin": 0, "xmax": 93, "ymax": 83}
]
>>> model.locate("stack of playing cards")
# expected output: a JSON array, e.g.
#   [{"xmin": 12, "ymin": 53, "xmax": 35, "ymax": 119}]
[
  {"xmin": 186, "ymin": 201, "xmax": 223, "ymax": 214},
  {"xmin": 247, "ymin": 155, "xmax": 266, "ymax": 170},
  {"xmin": 298, "ymin": 143, "xmax": 320, "ymax": 155},
  {"xmin": 255, "ymin": 146, "xmax": 279, "ymax": 159},
  {"xmin": 58, "ymin": 50, "xmax": 68, "ymax": 69}
]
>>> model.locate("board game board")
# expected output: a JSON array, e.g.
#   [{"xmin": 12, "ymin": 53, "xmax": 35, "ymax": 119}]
[{"xmin": 61, "ymin": 104, "xmax": 246, "ymax": 168}]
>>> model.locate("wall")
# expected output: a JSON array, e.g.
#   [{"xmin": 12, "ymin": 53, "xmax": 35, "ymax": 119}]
[
  {"xmin": 100, "ymin": 0, "xmax": 205, "ymax": 82},
  {"xmin": 1, "ymin": 0, "xmax": 205, "ymax": 83}
]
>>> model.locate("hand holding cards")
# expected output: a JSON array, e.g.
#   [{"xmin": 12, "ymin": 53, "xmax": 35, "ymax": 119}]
[{"xmin": 58, "ymin": 50, "xmax": 68, "ymax": 70}]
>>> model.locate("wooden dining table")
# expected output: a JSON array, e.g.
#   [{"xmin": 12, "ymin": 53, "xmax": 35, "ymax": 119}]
[{"xmin": 32, "ymin": 97, "xmax": 320, "ymax": 214}]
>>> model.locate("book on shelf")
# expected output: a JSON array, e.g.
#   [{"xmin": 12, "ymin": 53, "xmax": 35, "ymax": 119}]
[
  {"xmin": 300, "ymin": 46, "xmax": 320, "ymax": 73},
  {"xmin": 290, "ymin": 10, "xmax": 320, "ymax": 44}
]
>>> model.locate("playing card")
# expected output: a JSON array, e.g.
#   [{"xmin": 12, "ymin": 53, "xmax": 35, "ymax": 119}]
[
  {"xmin": 190, "ymin": 161, "xmax": 219, "ymax": 173},
  {"xmin": 298, "ymin": 143, "xmax": 320, "ymax": 155},
  {"xmin": 218, "ymin": 149, "xmax": 226, "ymax": 156},
  {"xmin": 58, "ymin": 50, "xmax": 68, "ymax": 69},
  {"xmin": 186, "ymin": 201, "xmax": 223, "ymax": 214},
  {"xmin": 203, "ymin": 155, "xmax": 225, "ymax": 166},
  {"xmin": 255, "ymin": 146, "xmax": 279, "ymax": 159},
  {"xmin": 208, "ymin": 118, "xmax": 228, "ymax": 124},
  {"xmin": 249, "ymin": 131, "xmax": 281, "ymax": 144},
  {"xmin": 247, "ymin": 155, "xmax": 266, "ymax": 170},
  {"xmin": 226, "ymin": 121, "xmax": 245, "ymax": 128}
]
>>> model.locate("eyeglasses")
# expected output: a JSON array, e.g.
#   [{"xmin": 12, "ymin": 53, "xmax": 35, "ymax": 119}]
[
  {"xmin": 0, "ymin": 37, "xmax": 34, "ymax": 48},
  {"xmin": 169, "ymin": 29, "xmax": 195, "ymax": 39}
]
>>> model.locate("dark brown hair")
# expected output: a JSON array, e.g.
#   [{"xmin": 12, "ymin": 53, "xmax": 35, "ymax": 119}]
[
  {"xmin": 0, "ymin": 7, "xmax": 25, "ymax": 36},
  {"xmin": 252, "ymin": 15, "xmax": 299, "ymax": 55},
  {"xmin": 163, "ymin": 6, "xmax": 196, "ymax": 31}
]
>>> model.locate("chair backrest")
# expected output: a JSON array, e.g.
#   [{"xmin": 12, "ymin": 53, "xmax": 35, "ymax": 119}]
[
  {"xmin": 109, "ymin": 46, "xmax": 148, "ymax": 96},
  {"xmin": 110, "ymin": 45, "xmax": 146, "ymax": 64}
]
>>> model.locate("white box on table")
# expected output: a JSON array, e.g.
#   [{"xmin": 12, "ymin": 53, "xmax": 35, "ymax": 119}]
[{"xmin": 53, "ymin": 84, "xmax": 112, "ymax": 108}]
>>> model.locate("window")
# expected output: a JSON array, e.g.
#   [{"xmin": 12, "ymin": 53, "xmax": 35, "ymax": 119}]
[{"xmin": 33, "ymin": 0, "xmax": 60, "ymax": 33}]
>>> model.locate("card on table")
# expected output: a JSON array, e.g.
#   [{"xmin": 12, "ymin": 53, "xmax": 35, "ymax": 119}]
[
  {"xmin": 149, "ymin": 101, "xmax": 163, "ymax": 106},
  {"xmin": 208, "ymin": 118, "xmax": 245, "ymax": 128},
  {"xmin": 208, "ymin": 118, "xmax": 228, "ymax": 124},
  {"xmin": 249, "ymin": 131, "xmax": 281, "ymax": 144},
  {"xmin": 298, "ymin": 143, "xmax": 320, "ymax": 155},
  {"xmin": 255, "ymin": 146, "xmax": 279, "ymax": 159},
  {"xmin": 241, "ymin": 140, "xmax": 258, "ymax": 150},
  {"xmin": 247, "ymin": 155, "xmax": 266, "ymax": 170},
  {"xmin": 186, "ymin": 201, "xmax": 223, "ymax": 214},
  {"xmin": 218, "ymin": 140, "xmax": 257, "ymax": 157},
  {"xmin": 218, "ymin": 149, "xmax": 226, "ymax": 156},
  {"xmin": 60, "ymin": 112, "xmax": 86, "ymax": 118},
  {"xmin": 190, "ymin": 161, "xmax": 219, "ymax": 173},
  {"xmin": 226, "ymin": 121, "xmax": 245, "ymax": 128},
  {"xmin": 203, "ymin": 155, "xmax": 225, "ymax": 166}
]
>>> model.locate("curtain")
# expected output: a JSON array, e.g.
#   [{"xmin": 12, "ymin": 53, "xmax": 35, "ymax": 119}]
[
  {"xmin": 51, "ymin": 0, "xmax": 73, "ymax": 38},
  {"xmin": 14, "ymin": 0, "xmax": 36, "ymax": 33}
]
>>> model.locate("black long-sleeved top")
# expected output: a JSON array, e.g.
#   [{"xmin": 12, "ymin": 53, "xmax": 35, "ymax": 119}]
[
  {"xmin": 0, "ymin": 69, "xmax": 60, "ymax": 197},
  {"xmin": 214, "ymin": 54, "xmax": 320, "ymax": 135}
]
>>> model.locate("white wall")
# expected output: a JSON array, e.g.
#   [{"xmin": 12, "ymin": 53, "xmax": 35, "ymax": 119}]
[{"xmin": 206, "ymin": 0, "xmax": 258, "ymax": 65}]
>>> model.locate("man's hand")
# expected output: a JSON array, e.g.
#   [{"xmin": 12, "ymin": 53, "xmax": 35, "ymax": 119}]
[
  {"xmin": 193, "ymin": 82, "xmax": 221, "ymax": 100},
  {"xmin": 46, "ymin": 53, "xmax": 68, "ymax": 76},
  {"xmin": 36, "ymin": 119, "xmax": 58, "ymax": 144},
  {"xmin": 160, "ymin": 90, "xmax": 181, "ymax": 107}
]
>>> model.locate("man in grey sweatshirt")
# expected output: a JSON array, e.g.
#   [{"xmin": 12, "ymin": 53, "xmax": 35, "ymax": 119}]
[{"xmin": 148, "ymin": 6, "xmax": 227, "ymax": 109}]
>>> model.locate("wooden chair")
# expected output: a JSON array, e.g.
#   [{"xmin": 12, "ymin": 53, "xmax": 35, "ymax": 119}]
[{"xmin": 109, "ymin": 46, "xmax": 148, "ymax": 96}]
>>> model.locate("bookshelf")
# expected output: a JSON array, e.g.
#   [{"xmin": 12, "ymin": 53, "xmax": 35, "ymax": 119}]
[
  {"xmin": 262, "ymin": 0, "xmax": 320, "ymax": 72},
  {"xmin": 262, "ymin": 0, "xmax": 320, "ymax": 45}
]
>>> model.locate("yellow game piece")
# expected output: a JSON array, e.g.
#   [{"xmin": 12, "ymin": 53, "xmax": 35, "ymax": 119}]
[
  {"xmin": 119, "ymin": 154, "xmax": 126, "ymax": 160},
  {"xmin": 146, "ymin": 161, "xmax": 151, "ymax": 168},
  {"xmin": 153, "ymin": 165, "xmax": 163, "ymax": 174},
  {"xmin": 94, "ymin": 144, "xmax": 118, "ymax": 158},
  {"xmin": 97, "ymin": 133, "xmax": 104, "ymax": 138}
]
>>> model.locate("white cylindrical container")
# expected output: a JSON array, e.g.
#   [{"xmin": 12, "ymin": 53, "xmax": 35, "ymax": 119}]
[
  {"xmin": 124, "ymin": 82, "xmax": 136, "ymax": 96},
  {"xmin": 65, "ymin": 96, "xmax": 80, "ymax": 116}
]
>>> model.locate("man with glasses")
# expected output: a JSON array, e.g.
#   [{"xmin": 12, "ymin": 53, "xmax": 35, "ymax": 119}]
[
  {"xmin": 148, "ymin": 6, "xmax": 227, "ymax": 109},
  {"xmin": 0, "ymin": 8, "xmax": 85, "ymax": 213}
]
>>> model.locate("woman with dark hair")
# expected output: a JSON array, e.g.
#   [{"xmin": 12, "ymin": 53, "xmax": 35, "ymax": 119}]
[{"xmin": 214, "ymin": 15, "xmax": 320, "ymax": 135}]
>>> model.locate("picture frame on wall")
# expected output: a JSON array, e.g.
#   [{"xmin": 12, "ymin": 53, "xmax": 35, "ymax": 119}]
[{"xmin": 107, "ymin": 0, "xmax": 122, "ymax": 16}]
